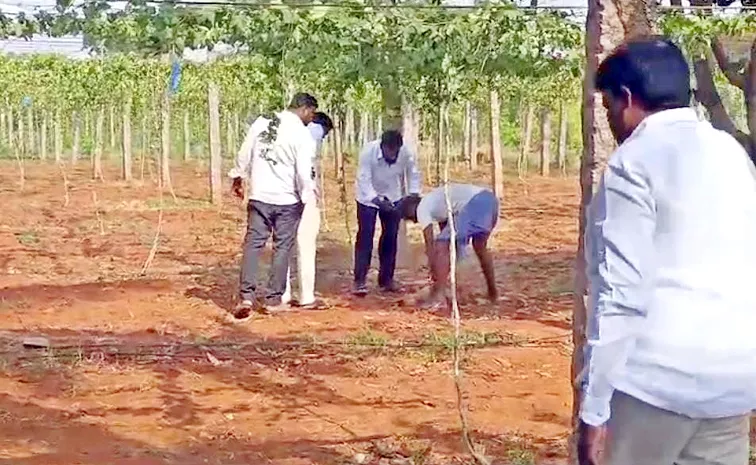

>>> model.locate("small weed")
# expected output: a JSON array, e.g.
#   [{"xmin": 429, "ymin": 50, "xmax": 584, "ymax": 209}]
[
  {"xmin": 505, "ymin": 448, "xmax": 535, "ymax": 465},
  {"xmin": 144, "ymin": 197, "xmax": 209, "ymax": 210},
  {"xmin": 15, "ymin": 230, "xmax": 39, "ymax": 246},
  {"xmin": 344, "ymin": 329, "xmax": 389, "ymax": 348},
  {"xmin": 547, "ymin": 271, "xmax": 574, "ymax": 296}
]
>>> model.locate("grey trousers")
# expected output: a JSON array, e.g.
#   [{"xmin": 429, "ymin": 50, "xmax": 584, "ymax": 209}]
[
  {"xmin": 607, "ymin": 390, "xmax": 750, "ymax": 465},
  {"xmin": 239, "ymin": 200, "xmax": 304, "ymax": 304}
]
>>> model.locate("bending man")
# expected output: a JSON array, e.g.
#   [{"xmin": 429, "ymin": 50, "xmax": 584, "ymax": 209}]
[{"xmin": 401, "ymin": 183, "xmax": 499, "ymax": 308}]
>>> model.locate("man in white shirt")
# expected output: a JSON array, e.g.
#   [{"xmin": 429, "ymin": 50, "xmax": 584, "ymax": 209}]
[
  {"xmin": 353, "ymin": 130, "xmax": 421, "ymax": 296},
  {"xmin": 282, "ymin": 112, "xmax": 333, "ymax": 309},
  {"xmin": 577, "ymin": 37, "xmax": 756, "ymax": 465},
  {"xmin": 400, "ymin": 183, "xmax": 499, "ymax": 307},
  {"xmin": 228, "ymin": 93, "xmax": 318, "ymax": 319}
]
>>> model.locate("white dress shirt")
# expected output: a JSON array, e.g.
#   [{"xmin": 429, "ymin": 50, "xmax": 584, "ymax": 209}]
[
  {"xmin": 581, "ymin": 107, "xmax": 756, "ymax": 427},
  {"xmin": 416, "ymin": 184, "xmax": 484, "ymax": 229},
  {"xmin": 229, "ymin": 110, "xmax": 316, "ymax": 206},
  {"xmin": 355, "ymin": 139, "xmax": 422, "ymax": 208}
]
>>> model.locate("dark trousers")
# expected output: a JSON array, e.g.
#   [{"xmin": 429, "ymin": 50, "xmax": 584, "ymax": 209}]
[
  {"xmin": 353, "ymin": 202, "xmax": 401, "ymax": 287},
  {"xmin": 240, "ymin": 200, "xmax": 304, "ymax": 304}
]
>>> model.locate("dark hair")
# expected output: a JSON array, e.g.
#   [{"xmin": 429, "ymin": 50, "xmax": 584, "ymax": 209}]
[
  {"xmin": 313, "ymin": 112, "xmax": 333, "ymax": 132},
  {"xmin": 288, "ymin": 93, "xmax": 318, "ymax": 110},
  {"xmin": 380, "ymin": 130, "xmax": 403, "ymax": 148},
  {"xmin": 596, "ymin": 36, "xmax": 691, "ymax": 112}
]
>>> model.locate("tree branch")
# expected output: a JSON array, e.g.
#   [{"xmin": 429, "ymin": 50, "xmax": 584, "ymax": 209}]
[
  {"xmin": 711, "ymin": 37, "xmax": 746, "ymax": 90},
  {"xmin": 693, "ymin": 55, "xmax": 750, "ymax": 148}
]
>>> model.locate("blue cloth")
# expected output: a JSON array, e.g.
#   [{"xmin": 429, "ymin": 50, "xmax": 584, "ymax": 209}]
[{"xmin": 437, "ymin": 190, "xmax": 498, "ymax": 257}]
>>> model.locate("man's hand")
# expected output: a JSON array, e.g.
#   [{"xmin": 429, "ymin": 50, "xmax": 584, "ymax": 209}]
[
  {"xmin": 232, "ymin": 177, "xmax": 245, "ymax": 200},
  {"xmin": 373, "ymin": 196, "xmax": 394, "ymax": 213},
  {"xmin": 577, "ymin": 421, "xmax": 607, "ymax": 465}
]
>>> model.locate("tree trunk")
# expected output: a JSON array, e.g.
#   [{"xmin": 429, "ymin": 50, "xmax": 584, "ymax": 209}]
[
  {"xmin": 333, "ymin": 112, "xmax": 344, "ymax": 178},
  {"xmin": 6, "ymin": 107, "xmax": 13, "ymax": 149},
  {"xmin": 540, "ymin": 108, "xmax": 552, "ymax": 176},
  {"xmin": 109, "ymin": 105, "xmax": 116, "ymax": 153},
  {"xmin": 573, "ymin": 0, "xmax": 656, "ymax": 461},
  {"xmin": 161, "ymin": 91, "xmax": 172, "ymax": 188},
  {"xmin": 40, "ymin": 111, "xmax": 48, "ymax": 161},
  {"xmin": 463, "ymin": 101, "xmax": 472, "ymax": 170},
  {"xmin": 72, "ymin": 111, "xmax": 80, "ymax": 165},
  {"xmin": 122, "ymin": 96, "xmax": 133, "ymax": 181},
  {"xmin": 558, "ymin": 102, "xmax": 568, "ymax": 175},
  {"xmin": 183, "ymin": 109, "xmax": 191, "ymax": 161},
  {"xmin": 470, "ymin": 106, "xmax": 479, "ymax": 170},
  {"xmin": 26, "ymin": 107, "xmax": 34, "ymax": 157},
  {"xmin": 225, "ymin": 111, "xmax": 233, "ymax": 159},
  {"xmin": 18, "ymin": 110, "xmax": 24, "ymax": 156},
  {"xmin": 435, "ymin": 104, "xmax": 443, "ymax": 186},
  {"xmin": 489, "ymin": 89, "xmax": 504, "ymax": 199},
  {"xmin": 93, "ymin": 106, "xmax": 104, "ymax": 180},
  {"xmin": 208, "ymin": 82, "xmax": 223, "ymax": 205},
  {"xmin": 54, "ymin": 109, "xmax": 62, "ymax": 163},
  {"xmin": 359, "ymin": 111, "xmax": 370, "ymax": 148},
  {"xmin": 519, "ymin": 105, "xmax": 535, "ymax": 176},
  {"xmin": 345, "ymin": 106, "xmax": 355, "ymax": 151}
]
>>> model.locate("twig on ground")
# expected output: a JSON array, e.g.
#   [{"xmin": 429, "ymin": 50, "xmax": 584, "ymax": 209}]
[
  {"xmin": 140, "ymin": 178, "xmax": 164, "ymax": 274},
  {"xmin": 443, "ymin": 107, "xmax": 490, "ymax": 465}
]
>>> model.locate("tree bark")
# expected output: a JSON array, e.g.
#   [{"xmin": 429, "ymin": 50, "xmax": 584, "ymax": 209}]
[
  {"xmin": 435, "ymin": 104, "xmax": 443, "ymax": 186},
  {"xmin": 470, "ymin": 106, "xmax": 479, "ymax": 170},
  {"xmin": 54, "ymin": 109, "xmax": 62, "ymax": 163},
  {"xmin": 540, "ymin": 108, "xmax": 552, "ymax": 176},
  {"xmin": 225, "ymin": 111, "xmax": 233, "ymax": 159},
  {"xmin": 558, "ymin": 102, "xmax": 569, "ymax": 176},
  {"xmin": 109, "ymin": 105, "xmax": 116, "ymax": 153},
  {"xmin": 345, "ymin": 106, "xmax": 355, "ymax": 151},
  {"xmin": 122, "ymin": 96, "xmax": 133, "ymax": 181},
  {"xmin": 183, "ymin": 109, "xmax": 191, "ymax": 161},
  {"xmin": 93, "ymin": 106, "xmax": 104, "ymax": 180},
  {"xmin": 72, "ymin": 111, "xmax": 80, "ymax": 165},
  {"xmin": 489, "ymin": 89, "xmax": 504, "ymax": 199},
  {"xmin": 40, "ymin": 111, "xmax": 48, "ymax": 161},
  {"xmin": 519, "ymin": 104, "xmax": 535, "ymax": 176},
  {"xmin": 26, "ymin": 107, "xmax": 34, "ymax": 157},
  {"xmin": 161, "ymin": 91, "xmax": 172, "ymax": 188},
  {"xmin": 208, "ymin": 83, "xmax": 222, "ymax": 205},
  {"xmin": 463, "ymin": 101, "xmax": 472, "ymax": 170},
  {"xmin": 333, "ymin": 112, "xmax": 344, "ymax": 178},
  {"xmin": 359, "ymin": 111, "xmax": 370, "ymax": 147},
  {"xmin": 6, "ymin": 107, "xmax": 13, "ymax": 149},
  {"xmin": 573, "ymin": 0, "xmax": 656, "ymax": 461}
]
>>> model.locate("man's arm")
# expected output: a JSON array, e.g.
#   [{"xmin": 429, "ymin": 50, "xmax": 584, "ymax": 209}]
[
  {"xmin": 404, "ymin": 147, "xmax": 422, "ymax": 195},
  {"xmin": 580, "ymin": 162, "xmax": 655, "ymax": 427},
  {"xmin": 356, "ymin": 144, "xmax": 379, "ymax": 203},
  {"xmin": 228, "ymin": 121, "xmax": 260, "ymax": 198},
  {"xmin": 422, "ymin": 225, "xmax": 436, "ymax": 276},
  {"xmin": 295, "ymin": 134, "xmax": 316, "ymax": 204}
]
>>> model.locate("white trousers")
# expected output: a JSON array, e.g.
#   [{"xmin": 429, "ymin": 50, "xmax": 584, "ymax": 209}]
[{"xmin": 282, "ymin": 200, "xmax": 320, "ymax": 305}]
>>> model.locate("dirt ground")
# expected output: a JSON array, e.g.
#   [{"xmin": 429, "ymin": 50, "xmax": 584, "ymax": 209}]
[{"xmin": 0, "ymin": 160, "xmax": 579, "ymax": 465}]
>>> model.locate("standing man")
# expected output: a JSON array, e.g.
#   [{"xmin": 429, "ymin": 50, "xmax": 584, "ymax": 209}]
[
  {"xmin": 229, "ymin": 93, "xmax": 318, "ymax": 319},
  {"xmin": 577, "ymin": 38, "xmax": 756, "ymax": 465},
  {"xmin": 282, "ymin": 111, "xmax": 333, "ymax": 309},
  {"xmin": 400, "ymin": 183, "xmax": 499, "ymax": 308},
  {"xmin": 353, "ymin": 130, "xmax": 421, "ymax": 296}
]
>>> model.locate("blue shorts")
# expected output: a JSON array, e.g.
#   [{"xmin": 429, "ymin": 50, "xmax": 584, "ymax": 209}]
[{"xmin": 437, "ymin": 190, "xmax": 499, "ymax": 254}]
